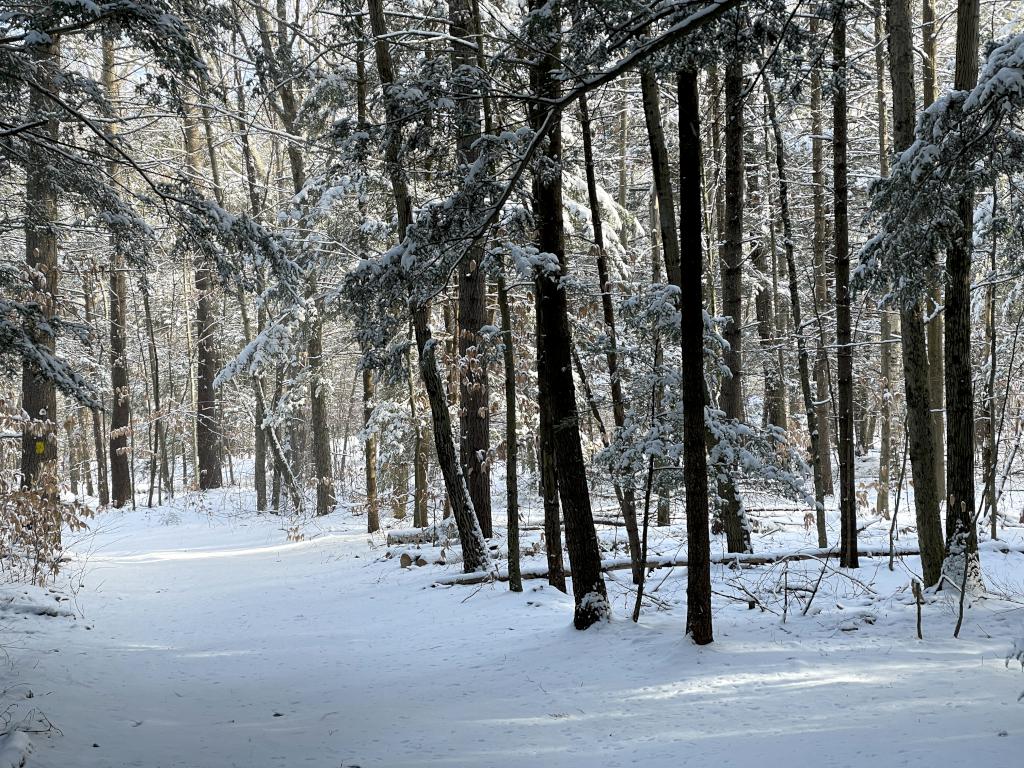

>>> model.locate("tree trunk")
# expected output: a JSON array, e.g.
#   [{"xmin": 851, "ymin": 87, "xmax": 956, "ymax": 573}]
[
  {"xmin": 309, "ymin": 301, "xmax": 336, "ymax": 516},
  {"xmin": 529, "ymin": 0, "xmax": 608, "ymax": 628},
  {"xmin": 232, "ymin": 74, "xmax": 274, "ymax": 512},
  {"xmin": 677, "ymin": 70, "xmax": 714, "ymax": 645},
  {"xmin": 141, "ymin": 280, "xmax": 170, "ymax": 507},
  {"xmin": 642, "ymin": 67, "xmax": 748, "ymax": 553},
  {"xmin": 944, "ymin": 0, "xmax": 981, "ymax": 577},
  {"xmin": 709, "ymin": 64, "xmax": 724, "ymax": 320},
  {"xmin": 271, "ymin": 377, "xmax": 283, "ymax": 510},
  {"xmin": 984, "ymin": 223, "xmax": 997, "ymax": 539},
  {"xmin": 749, "ymin": 116, "xmax": 785, "ymax": 430},
  {"xmin": 20, "ymin": 37, "xmax": 60, "ymax": 496},
  {"xmin": 193, "ymin": 262, "xmax": 223, "ymax": 490},
  {"xmin": 363, "ymin": 366, "xmax": 380, "ymax": 533},
  {"xmin": 648, "ymin": 193, "xmax": 672, "ymax": 527},
  {"xmin": 497, "ymin": 267, "xmax": 522, "ymax": 592},
  {"xmin": 765, "ymin": 85, "xmax": 827, "ymax": 546},
  {"xmin": 413, "ymin": 310, "xmax": 492, "ymax": 572},
  {"xmin": 83, "ymin": 269, "xmax": 110, "ymax": 506},
  {"xmin": 256, "ymin": 0, "xmax": 334, "ymax": 513},
  {"xmin": 874, "ymin": 0, "xmax": 892, "ymax": 520},
  {"xmin": 352, "ymin": 29, "xmax": 380, "ymax": 531},
  {"xmin": 887, "ymin": 0, "xmax": 945, "ymax": 586},
  {"xmin": 720, "ymin": 59, "xmax": 745, "ymax": 423},
  {"xmin": 102, "ymin": 38, "xmax": 132, "ymax": 507},
  {"xmin": 77, "ymin": 408, "xmax": 94, "ymax": 497},
  {"xmin": 833, "ymin": 1, "xmax": 857, "ymax": 569},
  {"xmin": 182, "ymin": 113, "xmax": 223, "ymax": 490},
  {"xmin": 580, "ymin": 93, "xmax": 642, "ymax": 584},
  {"xmin": 538, "ymin": 379, "xmax": 566, "ymax": 592},
  {"xmin": 367, "ymin": 0, "xmax": 490, "ymax": 572},
  {"xmin": 810, "ymin": 17, "xmax": 835, "ymax": 497},
  {"xmin": 408, "ymin": 348, "xmax": 428, "ymax": 528},
  {"xmin": 922, "ymin": 0, "xmax": 946, "ymax": 503},
  {"xmin": 451, "ymin": 0, "xmax": 492, "ymax": 537},
  {"xmin": 878, "ymin": 311, "xmax": 895, "ymax": 519}
]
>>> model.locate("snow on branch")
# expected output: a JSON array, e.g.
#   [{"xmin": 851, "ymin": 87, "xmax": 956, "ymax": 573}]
[{"xmin": 858, "ymin": 32, "xmax": 1024, "ymax": 303}]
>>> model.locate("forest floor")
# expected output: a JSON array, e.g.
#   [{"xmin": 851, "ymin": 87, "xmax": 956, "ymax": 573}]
[{"xmin": 3, "ymin": 466, "xmax": 1024, "ymax": 767}]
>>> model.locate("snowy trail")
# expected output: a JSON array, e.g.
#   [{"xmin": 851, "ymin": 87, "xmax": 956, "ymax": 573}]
[{"xmin": 3, "ymin": 492, "xmax": 1024, "ymax": 767}]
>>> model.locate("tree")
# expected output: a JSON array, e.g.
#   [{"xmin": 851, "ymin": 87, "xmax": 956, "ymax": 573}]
[
  {"xmin": 19, "ymin": 35, "xmax": 60, "ymax": 493},
  {"xmin": 720, "ymin": 57, "xmax": 746, "ymax": 427},
  {"xmin": 580, "ymin": 92, "xmax": 642, "ymax": 585},
  {"xmin": 833, "ymin": 0, "xmax": 857, "ymax": 569},
  {"xmin": 765, "ymin": 84, "xmax": 827, "ymax": 546},
  {"xmin": 872, "ymin": 0, "xmax": 892, "ymax": 522},
  {"xmin": 809, "ymin": 14, "xmax": 835, "ymax": 499},
  {"xmin": 678, "ymin": 69, "xmax": 713, "ymax": 645},
  {"xmin": 922, "ymin": 0, "xmax": 945, "ymax": 503},
  {"xmin": 883, "ymin": 0, "xmax": 945, "ymax": 587},
  {"xmin": 943, "ymin": 0, "xmax": 981, "ymax": 580},
  {"xmin": 103, "ymin": 37, "xmax": 132, "ymax": 507},
  {"xmin": 451, "ymin": 0, "xmax": 492, "ymax": 538},
  {"xmin": 362, "ymin": 0, "xmax": 491, "ymax": 573},
  {"xmin": 527, "ymin": 0, "xmax": 608, "ymax": 629},
  {"xmin": 184, "ymin": 111, "xmax": 223, "ymax": 491}
]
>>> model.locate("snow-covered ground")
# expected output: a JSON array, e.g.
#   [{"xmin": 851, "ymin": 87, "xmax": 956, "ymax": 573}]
[{"xmin": 2, "ymin": 479, "xmax": 1024, "ymax": 767}]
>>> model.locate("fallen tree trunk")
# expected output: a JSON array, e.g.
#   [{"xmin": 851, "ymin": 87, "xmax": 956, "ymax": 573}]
[
  {"xmin": 434, "ymin": 543, "xmax": 1024, "ymax": 586},
  {"xmin": 385, "ymin": 520, "xmax": 457, "ymax": 546}
]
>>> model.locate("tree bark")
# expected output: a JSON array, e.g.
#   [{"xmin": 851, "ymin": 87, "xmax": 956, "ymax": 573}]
[
  {"xmin": 183, "ymin": 113, "xmax": 223, "ymax": 490},
  {"xmin": 677, "ymin": 70, "xmax": 713, "ymax": 645},
  {"xmin": 497, "ymin": 268, "xmax": 522, "ymax": 592},
  {"xmin": 529, "ymin": 0, "xmax": 608, "ymax": 628},
  {"xmin": 765, "ymin": 85, "xmax": 827, "ymax": 547},
  {"xmin": 649, "ymin": 192, "xmax": 672, "ymax": 528},
  {"xmin": 810, "ymin": 17, "xmax": 835, "ymax": 497},
  {"xmin": 748, "ymin": 116, "xmax": 785, "ymax": 430},
  {"xmin": 363, "ymin": 366, "xmax": 380, "ymax": 533},
  {"xmin": 309, "ymin": 300, "xmax": 336, "ymax": 515},
  {"xmin": 580, "ymin": 93, "xmax": 642, "ymax": 584},
  {"xmin": 102, "ymin": 38, "xmax": 132, "ymax": 507},
  {"xmin": 720, "ymin": 59, "xmax": 745, "ymax": 423},
  {"xmin": 887, "ymin": 0, "xmax": 945, "ymax": 586},
  {"xmin": 874, "ymin": 0, "xmax": 892, "ymax": 521},
  {"xmin": 255, "ymin": 0, "xmax": 334, "ymax": 514},
  {"xmin": 451, "ymin": 0, "xmax": 492, "ymax": 537},
  {"xmin": 367, "ymin": 0, "xmax": 490, "ymax": 572},
  {"xmin": 922, "ymin": 0, "xmax": 946, "ymax": 503},
  {"xmin": 944, "ymin": 0, "xmax": 981, "ymax": 574},
  {"xmin": 833, "ymin": 1, "xmax": 857, "ymax": 569},
  {"xmin": 642, "ymin": 67, "xmax": 748, "ymax": 553},
  {"xmin": 83, "ymin": 269, "xmax": 110, "ymax": 505},
  {"xmin": 232, "ymin": 71, "xmax": 274, "ymax": 512},
  {"xmin": 141, "ymin": 280, "xmax": 170, "ymax": 507},
  {"xmin": 709, "ymin": 64, "xmax": 725, "ymax": 320},
  {"xmin": 984, "ymin": 222, "xmax": 997, "ymax": 539},
  {"xmin": 193, "ymin": 260, "xmax": 223, "ymax": 490},
  {"xmin": 538, "ymin": 375, "xmax": 566, "ymax": 592},
  {"xmin": 408, "ymin": 347, "xmax": 428, "ymax": 528},
  {"xmin": 20, "ymin": 36, "xmax": 60, "ymax": 496}
]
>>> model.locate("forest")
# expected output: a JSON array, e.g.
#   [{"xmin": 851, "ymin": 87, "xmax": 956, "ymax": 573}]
[{"xmin": 2, "ymin": 0, "xmax": 1024, "ymax": 765}]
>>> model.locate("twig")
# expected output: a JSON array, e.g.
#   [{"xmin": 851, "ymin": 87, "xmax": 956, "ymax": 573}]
[
  {"xmin": 801, "ymin": 557, "xmax": 830, "ymax": 616},
  {"xmin": 911, "ymin": 578, "xmax": 924, "ymax": 640}
]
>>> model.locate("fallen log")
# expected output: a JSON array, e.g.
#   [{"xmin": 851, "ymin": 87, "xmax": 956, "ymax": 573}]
[
  {"xmin": 433, "ymin": 543, "xmax": 1024, "ymax": 586},
  {"xmin": 385, "ymin": 520, "xmax": 456, "ymax": 546}
]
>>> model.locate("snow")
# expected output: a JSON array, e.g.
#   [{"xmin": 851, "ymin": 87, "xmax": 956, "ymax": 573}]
[
  {"xmin": 3, "ymin": 482, "xmax": 1024, "ymax": 767},
  {"xmin": 0, "ymin": 731, "xmax": 30, "ymax": 768}
]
